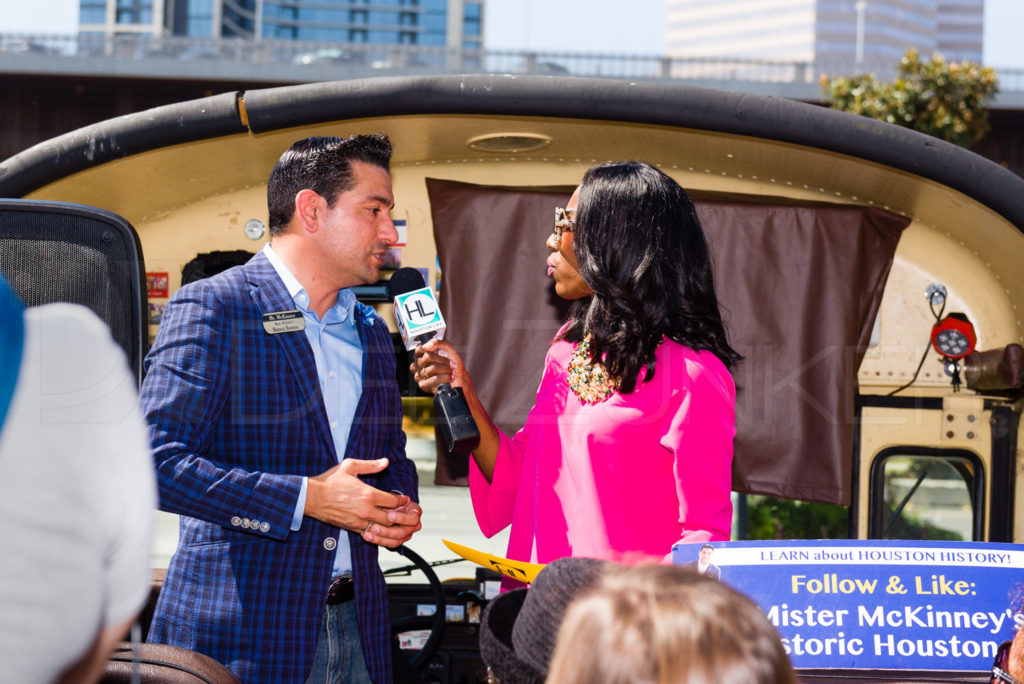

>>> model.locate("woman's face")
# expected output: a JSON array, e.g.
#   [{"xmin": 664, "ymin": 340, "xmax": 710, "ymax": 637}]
[{"xmin": 545, "ymin": 186, "xmax": 593, "ymax": 300}]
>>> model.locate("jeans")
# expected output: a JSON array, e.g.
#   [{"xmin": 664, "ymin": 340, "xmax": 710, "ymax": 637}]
[{"xmin": 304, "ymin": 600, "xmax": 373, "ymax": 684}]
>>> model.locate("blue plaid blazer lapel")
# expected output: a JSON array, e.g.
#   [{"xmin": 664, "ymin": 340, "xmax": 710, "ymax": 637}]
[{"xmin": 243, "ymin": 251, "xmax": 335, "ymax": 458}]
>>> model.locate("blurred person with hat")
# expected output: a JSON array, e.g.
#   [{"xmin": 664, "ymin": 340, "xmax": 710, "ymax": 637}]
[{"xmin": 479, "ymin": 557, "xmax": 609, "ymax": 684}]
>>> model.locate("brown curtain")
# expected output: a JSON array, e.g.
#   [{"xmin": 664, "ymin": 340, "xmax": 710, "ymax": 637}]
[
  {"xmin": 426, "ymin": 178, "xmax": 908, "ymax": 505},
  {"xmin": 426, "ymin": 179, "xmax": 574, "ymax": 484}
]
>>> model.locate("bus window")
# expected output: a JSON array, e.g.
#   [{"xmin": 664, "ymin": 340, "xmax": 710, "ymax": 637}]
[{"xmin": 868, "ymin": 448, "xmax": 984, "ymax": 541}]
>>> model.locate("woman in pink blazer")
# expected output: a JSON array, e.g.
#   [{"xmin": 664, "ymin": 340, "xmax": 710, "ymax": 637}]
[{"xmin": 414, "ymin": 161, "xmax": 741, "ymax": 577}]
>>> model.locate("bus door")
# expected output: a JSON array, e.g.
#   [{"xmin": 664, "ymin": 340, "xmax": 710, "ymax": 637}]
[{"xmin": 855, "ymin": 394, "xmax": 1018, "ymax": 543}]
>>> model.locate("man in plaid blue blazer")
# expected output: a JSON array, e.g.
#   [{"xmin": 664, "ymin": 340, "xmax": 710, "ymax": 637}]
[{"xmin": 140, "ymin": 134, "xmax": 421, "ymax": 683}]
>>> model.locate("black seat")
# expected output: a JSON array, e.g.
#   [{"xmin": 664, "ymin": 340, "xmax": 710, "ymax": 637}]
[{"xmin": 0, "ymin": 198, "xmax": 147, "ymax": 385}]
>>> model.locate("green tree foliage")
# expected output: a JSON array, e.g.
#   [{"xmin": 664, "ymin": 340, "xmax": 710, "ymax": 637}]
[
  {"xmin": 744, "ymin": 496, "xmax": 849, "ymax": 540},
  {"xmin": 820, "ymin": 48, "xmax": 999, "ymax": 147}
]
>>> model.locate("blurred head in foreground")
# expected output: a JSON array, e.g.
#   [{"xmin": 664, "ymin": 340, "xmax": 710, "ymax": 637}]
[{"xmin": 546, "ymin": 563, "xmax": 797, "ymax": 684}]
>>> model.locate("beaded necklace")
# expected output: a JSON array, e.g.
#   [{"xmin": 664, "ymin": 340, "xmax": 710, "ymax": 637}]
[{"xmin": 566, "ymin": 334, "xmax": 621, "ymax": 404}]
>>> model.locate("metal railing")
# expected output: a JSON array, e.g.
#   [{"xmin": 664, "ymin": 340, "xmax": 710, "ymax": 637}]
[{"xmin": 2, "ymin": 32, "xmax": 1022, "ymax": 104}]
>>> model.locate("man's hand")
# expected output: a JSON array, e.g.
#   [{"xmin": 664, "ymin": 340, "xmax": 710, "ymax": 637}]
[
  {"xmin": 305, "ymin": 458, "xmax": 408, "ymax": 533},
  {"xmin": 362, "ymin": 499, "xmax": 423, "ymax": 548}
]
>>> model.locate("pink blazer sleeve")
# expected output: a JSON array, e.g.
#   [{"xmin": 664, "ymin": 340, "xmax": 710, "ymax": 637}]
[
  {"xmin": 469, "ymin": 334, "xmax": 566, "ymax": 538},
  {"xmin": 659, "ymin": 355, "xmax": 736, "ymax": 558},
  {"xmin": 469, "ymin": 426, "xmax": 529, "ymax": 537}
]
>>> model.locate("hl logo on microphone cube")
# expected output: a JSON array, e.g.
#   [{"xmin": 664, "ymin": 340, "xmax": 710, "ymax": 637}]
[{"xmin": 394, "ymin": 287, "xmax": 446, "ymax": 350}]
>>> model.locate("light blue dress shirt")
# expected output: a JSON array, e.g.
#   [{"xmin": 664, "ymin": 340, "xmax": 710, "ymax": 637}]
[{"xmin": 263, "ymin": 244, "xmax": 363, "ymax": 576}]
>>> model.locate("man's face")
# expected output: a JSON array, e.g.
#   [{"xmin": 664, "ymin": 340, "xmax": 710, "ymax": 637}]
[
  {"xmin": 699, "ymin": 547, "xmax": 713, "ymax": 564},
  {"xmin": 318, "ymin": 161, "xmax": 397, "ymax": 288}
]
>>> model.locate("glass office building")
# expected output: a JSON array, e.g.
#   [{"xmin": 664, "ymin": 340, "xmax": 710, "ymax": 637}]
[
  {"xmin": 666, "ymin": 0, "xmax": 983, "ymax": 64},
  {"xmin": 80, "ymin": 0, "xmax": 483, "ymax": 50}
]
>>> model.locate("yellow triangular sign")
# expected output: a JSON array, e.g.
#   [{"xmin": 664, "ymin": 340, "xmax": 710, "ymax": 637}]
[{"xmin": 442, "ymin": 538, "xmax": 547, "ymax": 584}]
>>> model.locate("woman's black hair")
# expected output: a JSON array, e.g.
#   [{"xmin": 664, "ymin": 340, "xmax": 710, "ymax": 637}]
[{"xmin": 560, "ymin": 161, "xmax": 742, "ymax": 393}]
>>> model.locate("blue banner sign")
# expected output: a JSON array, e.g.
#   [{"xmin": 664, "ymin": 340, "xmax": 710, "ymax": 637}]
[{"xmin": 671, "ymin": 540, "xmax": 1024, "ymax": 671}]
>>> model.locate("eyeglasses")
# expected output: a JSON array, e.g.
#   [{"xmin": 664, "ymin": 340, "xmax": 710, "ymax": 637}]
[
  {"xmin": 553, "ymin": 207, "xmax": 576, "ymax": 244},
  {"xmin": 992, "ymin": 640, "xmax": 1020, "ymax": 684}
]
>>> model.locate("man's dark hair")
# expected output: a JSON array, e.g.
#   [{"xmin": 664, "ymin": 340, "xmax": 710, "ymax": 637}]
[
  {"xmin": 266, "ymin": 134, "xmax": 393, "ymax": 236},
  {"xmin": 561, "ymin": 161, "xmax": 742, "ymax": 393},
  {"xmin": 701, "ymin": 544, "xmax": 715, "ymax": 552}
]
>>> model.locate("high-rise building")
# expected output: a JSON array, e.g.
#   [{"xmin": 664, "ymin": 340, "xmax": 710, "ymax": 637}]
[
  {"xmin": 78, "ymin": 0, "xmax": 483, "ymax": 50},
  {"xmin": 666, "ymin": 0, "xmax": 983, "ymax": 65},
  {"xmin": 936, "ymin": 0, "xmax": 984, "ymax": 62}
]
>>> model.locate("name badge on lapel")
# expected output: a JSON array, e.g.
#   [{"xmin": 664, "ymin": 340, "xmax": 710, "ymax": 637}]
[{"xmin": 262, "ymin": 310, "xmax": 306, "ymax": 334}]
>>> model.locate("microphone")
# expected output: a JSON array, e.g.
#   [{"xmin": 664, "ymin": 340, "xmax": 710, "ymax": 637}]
[
  {"xmin": 389, "ymin": 268, "xmax": 480, "ymax": 454},
  {"xmin": 389, "ymin": 267, "xmax": 446, "ymax": 350}
]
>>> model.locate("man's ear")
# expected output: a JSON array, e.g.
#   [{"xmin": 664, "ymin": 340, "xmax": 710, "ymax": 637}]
[{"xmin": 295, "ymin": 189, "xmax": 323, "ymax": 232}]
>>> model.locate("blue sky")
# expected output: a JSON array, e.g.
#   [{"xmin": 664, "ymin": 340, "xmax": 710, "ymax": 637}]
[{"xmin": 483, "ymin": 0, "xmax": 1024, "ymax": 69}]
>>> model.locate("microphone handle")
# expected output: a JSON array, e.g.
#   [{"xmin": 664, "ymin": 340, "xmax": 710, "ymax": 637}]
[{"xmin": 433, "ymin": 382, "xmax": 481, "ymax": 454}]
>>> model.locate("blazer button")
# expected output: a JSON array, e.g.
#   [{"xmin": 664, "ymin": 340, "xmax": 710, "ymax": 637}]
[
  {"xmin": 260, "ymin": 522, "xmax": 270, "ymax": 533},
  {"xmin": 231, "ymin": 517, "xmax": 242, "ymax": 527},
  {"xmin": 249, "ymin": 519, "xmax": 260, "ymax": 529},
  {"xmin": 323, "ymin": 537, "xmax": 337, "ymax": 551},
  {"xmin": 242, "ymin": 518, "xmax": 251, "ymax": 528}
]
